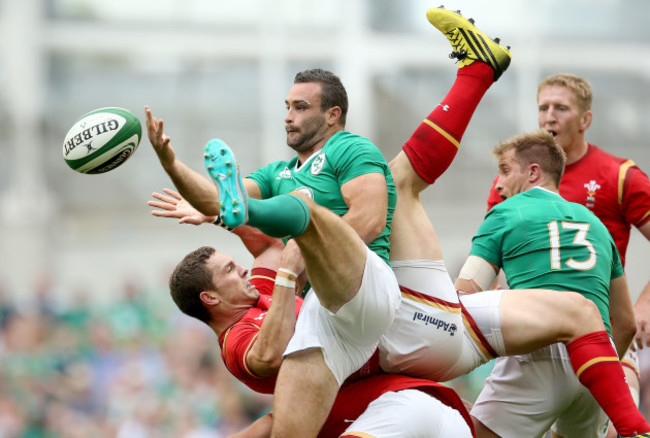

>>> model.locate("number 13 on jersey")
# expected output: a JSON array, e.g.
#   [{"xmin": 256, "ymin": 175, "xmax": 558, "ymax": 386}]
[{"xmin": 547, "ymin": 221, "xmax": 597, "ymax": 271}]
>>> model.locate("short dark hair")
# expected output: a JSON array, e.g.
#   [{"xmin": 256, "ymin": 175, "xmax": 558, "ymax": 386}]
[
  {"xmin": 169, "ymin": 246, "xmax": 216, "ymax": 323},
  {"xmin": 492, "ymin": 130, "xmax": 567, "ymax": 187},
  {"xmin": 294, "ymin": 68, "xmax": 348, "ymax": 126}
]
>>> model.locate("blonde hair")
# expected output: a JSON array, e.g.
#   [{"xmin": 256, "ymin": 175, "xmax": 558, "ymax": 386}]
[
  {"xmin": 538, "ymin": 73, "xmax": 593, "ymax": 112},
  {"xmin": 493, "ymin": 130, "xmax": 567, "ymax": 187}
]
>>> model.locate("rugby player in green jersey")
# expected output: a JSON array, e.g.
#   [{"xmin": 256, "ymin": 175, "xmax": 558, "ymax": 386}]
[{"xmin": 456, "ymin": 130, "xmax": 648, "ymax": 438}]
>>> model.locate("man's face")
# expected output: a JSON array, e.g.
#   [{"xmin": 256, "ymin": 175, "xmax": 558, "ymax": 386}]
[
  {"xmin": 537, "ymin": 85, "xmax": 586, "ymax": 150},
  {"xmin": 284, "ymin": 82, "xmax": 330, "ymax": 153},
  {"xmin": 207, "ymin": 252, "xmax": 259, "ymax": 306},
  {"xmin": 494, "ymin": 148, "xmax": 531, "ymax": 200}
]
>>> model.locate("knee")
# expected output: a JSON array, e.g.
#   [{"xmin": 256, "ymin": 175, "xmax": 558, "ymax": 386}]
[{"xmin": 563, "ymin": 292, "xmax": 602, "ymax": 329}]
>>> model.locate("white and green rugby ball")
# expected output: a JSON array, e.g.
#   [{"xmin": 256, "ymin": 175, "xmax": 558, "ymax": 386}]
[{"xmin": 62, "ymin": 107, "xmax": 142, "ymax": 174}]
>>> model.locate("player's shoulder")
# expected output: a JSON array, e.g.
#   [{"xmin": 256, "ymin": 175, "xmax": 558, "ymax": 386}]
[
  {"xmin": 582, "ymin": 143, "xmax": 650, "ymax": 185},
  {"xmin": 326, "ymin": 130, "xmax": 377, "ymax": 151},
  {"xmin": 585, "ymin": 143, "xmax": 633, "ymax": 168},
  {"xmin": 487, "ymin": 188, "xmax": 559, "ymax": 221},
  {"xmin": 256, "ymin": 157, "xmax": 296, "ymax": 172}
]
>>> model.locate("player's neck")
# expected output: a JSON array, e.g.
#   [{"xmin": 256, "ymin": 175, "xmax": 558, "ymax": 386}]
[
  {"xmin": 295, "ymin": 127, "xmax": 343, "ymax": 164},
  {"xmin": 211, "ymin": 308, "xmax": 248, "ymax": 336},
  {"xmin": 564, "ymin": 139, "xmax": 589, "ymax": 165}
]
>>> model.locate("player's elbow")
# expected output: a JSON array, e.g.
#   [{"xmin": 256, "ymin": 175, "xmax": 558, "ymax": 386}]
[
  {"xmin": 253, "ymin": 352, "xmax": 284, "ymax": 377},
  {"xmin": 360, "ymin": 217, "xmax": 386, "ymax": 244}
]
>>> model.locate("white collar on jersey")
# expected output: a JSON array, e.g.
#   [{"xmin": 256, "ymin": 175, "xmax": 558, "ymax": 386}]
[
  {"xmin": 295, "ymin": 148, "xmax": 323, "ymax": 171},
  {"xmin": 529, "ymin": 186, "xmax": 561, "ymax": 197}
]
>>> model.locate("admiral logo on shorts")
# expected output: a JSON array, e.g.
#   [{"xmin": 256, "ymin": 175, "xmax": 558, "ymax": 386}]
[{"xmin": 412, "ymin": 311, "xmax": 458, "ymax": 336}]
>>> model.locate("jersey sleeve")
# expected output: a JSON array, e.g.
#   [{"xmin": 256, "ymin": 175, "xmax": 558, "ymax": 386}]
[
  {"xmin": 221, "ymin": 322, "xmax": 262, "ymax": 380},
  {"xmin": 621, "ymin": 164, "xmax": 650, "ymax": 228},
  {"xmin": 247, "ymin": 162, "xmax": 283, "ymax": 199},
  {"xmin": 469, "ymin": 207, "xmax": 507, "ymax": 268},
  {"xmin": 610, "ymin": 239, "xmax": 625, "ymax": 280},
  {"xmin": 333, "ymin": 137, "xmax": 388, "ymax": 186}
]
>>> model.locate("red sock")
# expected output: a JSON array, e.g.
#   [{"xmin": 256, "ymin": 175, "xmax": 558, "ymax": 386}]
[
  {"xmin": 402, "ymin": 62, "xmax": 494, "ymax": 184},
  {"xmin": 567, "ymin": 331, "xmax": 650, "ymax": 436}
]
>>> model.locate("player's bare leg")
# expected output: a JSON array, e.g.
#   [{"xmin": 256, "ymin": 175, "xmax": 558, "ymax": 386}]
[
  {"xmin": 271, "ymin": 348, "xmax": 339, "ymax": 438},
  {"xmin": 206, "ymin": 142, "xmax": 399, "ymax": 437},
  {"xmin": 498, "ymin": 289, "xmax": 605, "ymax": 353}
]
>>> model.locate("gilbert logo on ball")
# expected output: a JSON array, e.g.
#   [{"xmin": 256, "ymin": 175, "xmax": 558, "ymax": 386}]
[{"xmin": 63, "ymin": 107, "xmax": 142, "ymax": 174}]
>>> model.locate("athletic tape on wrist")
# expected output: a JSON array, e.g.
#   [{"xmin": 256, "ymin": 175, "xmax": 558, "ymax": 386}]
[
  {"xmin": 274, "ymin": 276, "xmax": 296, "ymax": 289},
  {"xmin": 277, "ymin": 268, "xmax": 298, "ymax": 282}
]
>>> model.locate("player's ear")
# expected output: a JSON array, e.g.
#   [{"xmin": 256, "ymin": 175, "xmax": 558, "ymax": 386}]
[
  {"xmin": 580, "ymin": 110, "xmax": 592, "ymax": 132},
  {"xmin": 326, "ymin": 106, "xmax": 342, "ymax": 127},
  {"xmin": 528, "ymin": 163, "xmax": 542, "ymax": 182},
  {"xmin": 200, "ymin": 290, "xmax": 221, "ymax": 306}
]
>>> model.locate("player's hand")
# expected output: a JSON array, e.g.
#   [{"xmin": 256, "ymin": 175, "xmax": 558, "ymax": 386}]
[
  {"xmin": 633, "ymin": 314, "xmax": 650, "ymax": 351},
  {"xmin": 281, "ymin": 239, "xmax": 305, "ymax": 276},
  {"xmin": 281, "ymin": 239, "xmax": 306, "ymax": 296},
  {"xmin": 148, "ymin": 188, "xmax": 215, "ymax": 225},
  {"xmin": 145, "ymin": 105, "xmax": 175, "ymax": 169}
]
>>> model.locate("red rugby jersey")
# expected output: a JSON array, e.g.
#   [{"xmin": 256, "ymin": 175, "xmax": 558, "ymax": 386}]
[
  {"xmin": 218, "ymin": 267, "xmax": 381, "ymax": 394},
  {"xmin": 487, "ymin": 144, "xmax": 650, "ymax": 266},
  {"xmin": 218, "ymin": 267, "xmax": 302, "ymax": 394}
]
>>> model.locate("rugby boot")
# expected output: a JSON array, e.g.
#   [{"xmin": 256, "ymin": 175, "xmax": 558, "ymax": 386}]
[
  {"xmin": 427, "ymin": 6, "xmax": 511, "ymax": 81},
  {"xmin": 204, "ymin": 139, "xmax": 248, "ymax": 228}
]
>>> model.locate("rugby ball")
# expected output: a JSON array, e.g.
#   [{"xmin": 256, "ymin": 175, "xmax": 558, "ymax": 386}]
[{"xmin": 62, "ymin": 107, "xmax": 142, "ymax": 174}]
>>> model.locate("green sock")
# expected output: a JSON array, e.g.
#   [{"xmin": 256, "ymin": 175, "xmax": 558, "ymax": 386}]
[{"xmin": 247, "ymin": 194, "xmax": 310, "ymax": 239}]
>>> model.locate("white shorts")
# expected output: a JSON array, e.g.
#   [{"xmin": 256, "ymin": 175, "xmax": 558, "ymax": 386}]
[
  {"xmin": 342, "ymin": 389, "xmax": 472, "ymax": 438},
  {"xmin": 441, "ymin": 289, "xmax": 508, "ymax": 380},
  {"xmin": 471, "ymin": 344, "xmax": 609, "ymax": 438},
  {"xmin": 379, "ymin": 260, "xmax": 465, "ymax": 381},
  {"xmin": 379, "ymin": 262, "xmax": 507, "ymax": 382},
  {"xmin": 284, "ymin": 247, "xmax": 400, "ymax": 385}
]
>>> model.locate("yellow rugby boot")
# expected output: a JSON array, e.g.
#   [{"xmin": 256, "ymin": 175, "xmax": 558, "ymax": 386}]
[{"xmin": 427, "ymin": 6, "xmax": 511, "ymax": 81}]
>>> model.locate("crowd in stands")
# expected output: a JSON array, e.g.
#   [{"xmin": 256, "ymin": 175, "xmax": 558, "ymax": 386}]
[{"xmin": 0, "ymin": 274, "xmax": 272, "ymax": 438}]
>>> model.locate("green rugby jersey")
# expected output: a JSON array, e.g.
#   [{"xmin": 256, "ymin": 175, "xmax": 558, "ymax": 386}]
[
  {"xmin": 470, "ymin": 187, "xmax": 624, "ymax": 334},
  {"xmin": 248, "ymin": 131, "xmax": 396, "ymax": 263}
]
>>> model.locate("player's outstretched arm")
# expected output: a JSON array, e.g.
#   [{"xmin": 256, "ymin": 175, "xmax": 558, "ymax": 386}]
[
  {"xmin": 145, "ymin": 106, "xmax": 222, "ymax": 216},
  {"xmin": 149, "ymin": 188, "xmax": 216, "ymax": 225},
  {"xmin": 149, "ymin": 188, "xmax": 287, "ymax": 264}
]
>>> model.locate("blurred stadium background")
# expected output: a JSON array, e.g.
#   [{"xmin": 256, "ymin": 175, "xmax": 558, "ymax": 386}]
[{"xmin": 0, "ymin": 0, "xmax": 649, "ymax": 436}]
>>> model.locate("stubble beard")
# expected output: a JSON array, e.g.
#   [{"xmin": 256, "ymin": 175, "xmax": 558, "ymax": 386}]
[{"xmin": 286, "ymin": 116, "xmax": 326, "ymax": 153}]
